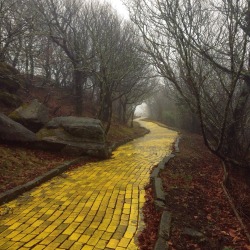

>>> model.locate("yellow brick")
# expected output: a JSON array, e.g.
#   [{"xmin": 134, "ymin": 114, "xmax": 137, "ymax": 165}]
[
  {"xmin": 35, "ymin": 231, "xmax": 49, "ymax": 240},
  {"xmin": 24, "ymin": 239, "xmax": 41, "ymax": 248},
  {"xmin": 123, "ymin": 203, "xmax": 131, "ymax": 209},
  {"xmin": 106, "ymin": 239, "xmax": 119, "ymax": 249},
  {"xmin": 40, "ymin": 236, "xmax": 56, "ymax": 245},
  {"xmin": 32, "ymin": 245, "xmax": 46, "ymax": 250},
  {"xmin": 12, "ymin": 233, "xmax": 26, "ymax": 241},
  {"xmin": 23, "ymin": 226, "xmax": 36, "ymax": 234},
  {"xmin": 9, "ymin": 222, "xmax": 22, "ymax": 229},
  {"xmin": 75, "ymin": 215, "xmax": 85, "ymax": 223},
  {"xmin": 78, "ymin": 234, "xmax": 90, "ymax": 243},
  {"xmin": 0, "ymin": 120, "xmax": 178, "ymax": 250},
  {"xmin": 106, "ymin": 225, "xmax": 116, "ymax": 233},
  {"xmin": 20, "ymin": 234, "xmax": 36, "ymax": 242},
  {"xmin": 87, "ymin": 237, "xmax": 99, "ymax": 246},
  {"xmin": 44, "ymin": 224, "xmax": 57, "ymax": 233},
  {"xmin": 7, "ymin": 242, "xmax": 24, "ymax": 249},
  {"xmin": 5, "ymin": 230, "xmax": 19, "ymax": 239},
  {"xmin": 89, "ymin": 222, "xmax": 100, "ymax": 229},
  {"xmin": 0, "ymin": 240, "xmax": 16, "ymax": 249},
  {"xmin": 54, "ymin": 234, "xmax": 68, "ymax": 243},
  {"xmin": 71, "ymin": 242, "xmax": 84, "ymax": 249},
  {"xmin": 95, "ymin": 239, "xmax": 108, "ymax": 248},
  {"xmin": 84, "ymin": 227, "xmax": 95, "ymax": 235},
  {"xmin": 69, "ymin": 232, "xmax": 81, "ymax": 241},
  {"xmin": 124, "ymin": 232, "xmax": 134, "ymax": 238},
  {"xmin": 81, "ymin": 245, "xmax": 94, "ymax": 250},
  {"xmin": 32, "ymin": 220, "xmax": 44, "ymax": 227},
  {"xmin": 60, "ymin": 240, "xmax": 74, "ymax": 249},
  {"xmin": 127, "ymin": 225, "xmax": 137, "ymax": 233},
  {"xmin": 123, "ymin": 208, "xmax": 130, "ymax": 215},
  {"xmin": 45, "ymin": 210, "xmax": 55, "ymax": 215},
  {"xmin": 44, "ymin": 242, "xmax": 60, "ymax": 249},
  {"xmin": 101, "ymin": 232, "xmax": 112, "ymax": 240},
  {"xmin": 118, "ymin": 237, "xmax": 131, "ymax": 247}
]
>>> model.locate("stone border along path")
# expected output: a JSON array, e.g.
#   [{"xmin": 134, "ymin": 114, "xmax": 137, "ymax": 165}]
[
  {"xmin": 0, "ymin": 119, "xmax": 177, "ymax": 250},
  {"xmin": 151, "ymin": 137, "xmax": 181, "ymax": 250}
]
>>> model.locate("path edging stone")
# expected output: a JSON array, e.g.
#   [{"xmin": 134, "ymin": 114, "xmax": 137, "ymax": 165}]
[
  {"xmin": 0, "ymin": 157, "xmax": 86, "ymax": 205},
  {"xmin": 152, "ymin": 135, "xmax": 181, "ymax": 250}
]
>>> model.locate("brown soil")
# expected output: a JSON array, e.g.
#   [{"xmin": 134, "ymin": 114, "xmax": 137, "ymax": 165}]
[{"xmin": 139, "ymin": 132, "xmax": 250, "ymax": 250}]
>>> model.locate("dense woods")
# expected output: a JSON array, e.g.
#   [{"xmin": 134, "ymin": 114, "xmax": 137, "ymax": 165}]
[
  {"xmin": 127, "ymin": 0, "xmax": 250, "ymax": 169},
  {"xmin": 0, "ymin": 0, "xmax": 155, "ymax": 133},
  {"xmin": 0, "ymin": 0, "xmax": 249, "ymax": 167}
]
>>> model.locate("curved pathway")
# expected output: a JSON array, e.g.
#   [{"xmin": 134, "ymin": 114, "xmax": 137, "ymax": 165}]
[{"xmin": 0, "ymin": 120, "xmax": 177, "ymax": 250}]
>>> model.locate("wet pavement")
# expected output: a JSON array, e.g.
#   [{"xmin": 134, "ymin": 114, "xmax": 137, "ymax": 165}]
[{"xmin": 0, "ymin": 119, "xmax": 177, "ymax": 250}]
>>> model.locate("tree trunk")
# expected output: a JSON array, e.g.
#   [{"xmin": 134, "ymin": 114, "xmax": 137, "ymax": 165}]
[
  {"xmin": 73, "ymin": 69, "xmax": 85, "ymax": 115},
  {"xmin": 98, "ymin": 90, "xmax": 112, "ymax": 123},
  {"xmin": 130, "ymin": 109, "xmax": 135, "ymax": 127},
  {"xmin": 227, "ymin": 80, "xmax": 250, "ymax": 160},
  {"xmin": 43, "ymin": 37, "xmax": 52, "ymax": 86}
]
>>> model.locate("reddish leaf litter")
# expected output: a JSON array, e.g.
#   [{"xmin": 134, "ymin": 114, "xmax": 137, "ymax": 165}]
[
  {"xmin": 0, "ymin": 144, "xmax": 77, "ymax": 193},
  {"xmin": 138, "ymin": 182, "xmax": 162, "ymax": 250},
  {"xmin": 139, "ymin": 132, "xmax": 250, "ymax": 250}
]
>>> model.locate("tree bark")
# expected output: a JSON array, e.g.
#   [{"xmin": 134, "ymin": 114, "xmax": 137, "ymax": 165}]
[{"xmin": 73, "ymin": 69, "xmax": 85, "ymax": 115}]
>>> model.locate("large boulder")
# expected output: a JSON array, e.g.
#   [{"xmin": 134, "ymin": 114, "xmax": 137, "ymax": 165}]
[
  {"xmin": 37, "ymin": 116, "xmax": 111, "ymax": 158},
  {"xmin": 9, "ymin": 99, "xmax": 49, "ymax": 132},
  {"xmin": 0, "ymin": 113, "xmax": 37, "ymax": 143}
]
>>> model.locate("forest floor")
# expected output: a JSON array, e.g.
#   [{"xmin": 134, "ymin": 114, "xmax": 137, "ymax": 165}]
[
  {"xmin": 139, "ymin": 130, "xmax": 250, "ymax": 250},
  {"xmin": 0, "ymin": 121, "xmax": 147, "ymax": 194}
]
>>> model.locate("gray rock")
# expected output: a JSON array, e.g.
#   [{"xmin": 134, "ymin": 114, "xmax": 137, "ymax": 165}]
[
  {"xmin": 153, "ymin": 177, "xmax": 166, "ymax": 202},
  {"xmin": 9, "ymin": 99, "xmax": 49, "ymax": 132},
  {"xmin": 0, "ymin": 113, "xmax": 37, "ymax": 143},
  {"xmin": 183, "ymin": 227, "xmax": 204, "ymax": 238},
  {"xmin": 159, "ymin": 211, "xmax": 172, "ymax": 239},
  {"xmin": 46, "ymin": 116, "xmax": 105, "ymax": 143},
  {"xmin": 154, "ymin": 200, "xmax": 165, "ymax": 210},
  {"xmin": 154, "ymin": 237, "xmax": 168, "ymax": 250},
  {"xmin": 37, "ymin": 116, "xmax": 110, "ymax": 159},
  {"xmin": 150, "ymin": 167, "xmax": 160, "ymax": 179}
]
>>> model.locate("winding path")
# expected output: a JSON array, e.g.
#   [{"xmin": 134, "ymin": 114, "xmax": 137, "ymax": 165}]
[{"xmin": 0, "ymin": 120, "xmax": 177, "ymax": 250}]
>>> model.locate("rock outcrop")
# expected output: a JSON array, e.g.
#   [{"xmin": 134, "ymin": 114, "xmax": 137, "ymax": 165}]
[
  {"xmin": 0, "ymin": 113, "xmax": 37, "ymax": 143},
  {"xmin": 9, "ymin": 99, "xmax": 49, "ymax": 132},
  {"xmin": 0, "ymin": 62, "xmax": 23, "ymax": 108},
  {"xmin": 0, "ymin": 112, "xmax": 110, "ymax": 159},
  {"xmin": 37, "ymin": 116, "xmax": 111, "ymax": 158}
]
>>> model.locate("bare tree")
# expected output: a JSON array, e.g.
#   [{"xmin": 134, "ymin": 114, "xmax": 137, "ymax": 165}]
[
  {"xmin": 33, "ymin": 0, "xmax": 95, "ymax": 115},
  {"xmin": 127, "ymin": 0, "xmax": 250, "ymax": 167},
  {"xmin": 87, "ymin": 2, "xmax": 153, "ymax": 132},
  {"xmin": 0, "ymin": 0, "xmax": 29, "ymax": 62}
]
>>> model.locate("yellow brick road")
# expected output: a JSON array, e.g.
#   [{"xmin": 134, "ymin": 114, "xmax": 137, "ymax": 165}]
[{"xmin": 0, "ymin": 120, "xmax": 177, "ymax": 250}]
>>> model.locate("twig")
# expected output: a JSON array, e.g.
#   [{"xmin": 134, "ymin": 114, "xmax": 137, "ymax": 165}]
[{"xmin": 221, "ymin": 161, "xmax": 250, "ymax": 243}]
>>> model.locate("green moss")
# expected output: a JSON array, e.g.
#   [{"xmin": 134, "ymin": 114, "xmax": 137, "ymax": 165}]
[{"xmin": 36, "ymin": 128, "xmax": 57, "ymax": 139}]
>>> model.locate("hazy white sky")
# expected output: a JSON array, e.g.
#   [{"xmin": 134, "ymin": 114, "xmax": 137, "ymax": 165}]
[{"xmin": 105, "ymin": 0, "xmax": 130, "ymax": 19}]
